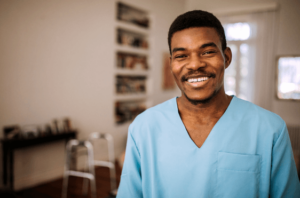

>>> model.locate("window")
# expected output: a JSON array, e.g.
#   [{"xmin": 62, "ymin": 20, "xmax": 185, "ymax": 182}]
[
  {"xmin": 277, "ymin": 56, "xmax": 300, "ymax": 100},
  {"xmin": 221, "ymin": 11, "xmax": 277, "ymax": 109},
  {"xmin": 223, "ymin": 22, "xmax": 252, "ymax": 101}
]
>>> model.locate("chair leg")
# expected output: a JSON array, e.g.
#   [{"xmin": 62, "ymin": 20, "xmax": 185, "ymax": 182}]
[
  {"xmin": 90, "ymin": 177, "xmax": 97, "ymax": 198},
  {"xmin": 86, "ymin": 140, "xmax": 97, "ymax": 198},
  {"xmin": 89, "ymin": 163, "xmax": 97, "ymax": 198},
  {"xmin": 62, "ymin": 141, "xmax": 72, "ymax": 198},
  {"xmin": 82, "ymin": 177, "xmax": 89, "ymax": 195},
  {"xmin": 61, "ymin": 173, "xmax": 69, "ymax": 198},
  {"xmin": 109, "ymin": 166, "xmax": 117, "ymax": 191},
  {"xmin": 82, "ymin": 159, "xmax": 89, "ymax": 195}
]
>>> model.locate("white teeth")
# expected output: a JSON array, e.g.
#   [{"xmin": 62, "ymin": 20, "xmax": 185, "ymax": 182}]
[{"xmin": 187, "ymin": 77, "xmax": 209, "ymax": 83}]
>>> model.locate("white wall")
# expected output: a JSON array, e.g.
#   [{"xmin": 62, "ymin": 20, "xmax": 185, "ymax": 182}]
[
  {"xmin": 272, "ymin": 0, "xmax": 300, "ymax": 125},
  {"xmin": 0, "ymin": 0, "xmax": 183, "ymax": 190},
  {"xmin": 185, "ymin": 0, "xmax": 300, "ymax": 126}
]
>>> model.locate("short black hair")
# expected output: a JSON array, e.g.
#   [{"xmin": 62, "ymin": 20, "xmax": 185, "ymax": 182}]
[{"xmin": 168, "ymin": 10, "xmax": 227, "ymax": 54}]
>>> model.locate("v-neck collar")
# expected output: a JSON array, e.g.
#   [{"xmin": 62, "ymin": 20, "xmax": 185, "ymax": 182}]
[{"xmin": 173, "ymin": 96, "xmax": 236, "ymax": 149}]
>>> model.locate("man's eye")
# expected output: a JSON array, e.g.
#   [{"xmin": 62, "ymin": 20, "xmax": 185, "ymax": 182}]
[
  {"xmin": 175, "ymin": 55, "xmax": 187, "ymax": 59},
  {"xmin": 203, "ymin": 51, "xmax": 216, "ymax": 55}
]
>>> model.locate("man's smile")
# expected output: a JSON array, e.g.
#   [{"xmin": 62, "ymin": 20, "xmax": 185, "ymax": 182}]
[
  {"xmin": 187, "ymin": 77, "xmax": 209, "ymax": 83},
  {"xmin": 180, "ymin": 73, "xmax": 216, "ymax": 88},
  {"xmin": 185, "ymin": 76, "xmax": 211, "ymax": 88}
]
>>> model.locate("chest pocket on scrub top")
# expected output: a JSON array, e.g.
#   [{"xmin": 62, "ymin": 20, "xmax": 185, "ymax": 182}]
[{"xmin": 216, "ymin": 152, "xmax": 261, "ymax": 198}]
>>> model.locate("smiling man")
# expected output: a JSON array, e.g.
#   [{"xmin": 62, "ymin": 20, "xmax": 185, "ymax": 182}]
[{"xmin": 117, "ymin": 10, "xmax": 300, "ymax": 198}]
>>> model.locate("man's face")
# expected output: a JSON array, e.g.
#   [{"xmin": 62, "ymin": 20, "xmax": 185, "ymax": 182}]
[{"xmin": 170, "ymin": 27, "xmax": 231, "ymax": 103}]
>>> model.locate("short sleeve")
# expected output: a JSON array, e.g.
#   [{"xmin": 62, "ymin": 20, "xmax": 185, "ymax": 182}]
[
  {"xmin": 270, "ymin": 124, "xmax": 300, "ymax": 197},
  {"xmin": 116, "ymin": 126, "xmax": 143, "ymax": 198}
]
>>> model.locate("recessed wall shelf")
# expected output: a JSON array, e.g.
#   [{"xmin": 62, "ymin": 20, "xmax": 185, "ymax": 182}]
[{"xmin": 114, "ymin": 2, "xmax": 151, "ymax": 125}]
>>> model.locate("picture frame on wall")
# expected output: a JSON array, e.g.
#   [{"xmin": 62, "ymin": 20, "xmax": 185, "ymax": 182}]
[{"xmin": 276, "ymin": 55, "xmax": 300, "ymax": 100}]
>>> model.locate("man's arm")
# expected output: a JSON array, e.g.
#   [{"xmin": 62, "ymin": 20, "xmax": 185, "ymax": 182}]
[
  {"xmin": 117, "ymin": 127, "xmax": 143, "ymax": 198},
  {"xmin": 270, "ymin": 124, "xmax": 300, "ymax": 197}
]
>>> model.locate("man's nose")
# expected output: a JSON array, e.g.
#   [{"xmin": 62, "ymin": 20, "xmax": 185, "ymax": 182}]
[{"xmin": 186, "ymin": 54, "xmax": 206, "ymax": 70}]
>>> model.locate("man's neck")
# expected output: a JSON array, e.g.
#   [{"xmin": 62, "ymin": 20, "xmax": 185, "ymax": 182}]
[{"xmin": 177, "ymin": 90, "xmax": 232, "ymax": 124}]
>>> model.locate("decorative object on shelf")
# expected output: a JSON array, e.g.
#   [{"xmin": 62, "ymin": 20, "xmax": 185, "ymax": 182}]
[
  {"xmin": 277, "ymin": 56, "xmax": 300, "ymax": 100},
  {"xmin": 117, "ymin": 2, "xmax": 149, "ymax": 28},
  {"xmin": 53, "ymin": 119, "xmax": 59, "ymax": 134},
  {"xmin": 115, "ymin": 100, "xmax": 146, "ymax": 124},
  {"xmin": 45, "ymin": 124, "xmax": 53, "ymax": 135},
  {"xmin": 2, "ymin": 118, "xmax": 73, "ymax": 140},
  {"xmin": 3, "ymin": 125, "xmax": 21, "ymax": 139},
  {"xmin": 63, "ymin": 118, "xmax": 72, "ymax": 132},
  {"xmin": 117, "ymin": 28, "xmax": 148, "ymax": 49},
  {"xmin": 162, "ymin": 52, "xmax": 176, "ymax": 90},
  {"xmin": 117, "ymin": 52, "xmax": 148, "ymax": 70},
  {"xmin": 116, "ymin": 75, "xmax": 146, "ymax": 94},
  {"xmin": 21, "ymin": 125, "xmax": 40, "ymax": 138},
  {"xmin": 52, "ymin": 118, "xmax": 70, "ymax": 133}
]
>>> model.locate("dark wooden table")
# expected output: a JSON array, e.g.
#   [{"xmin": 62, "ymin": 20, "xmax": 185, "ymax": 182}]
[{"xmin": 1, "ymin": 131, "xmax": 77, "ymax": 190}]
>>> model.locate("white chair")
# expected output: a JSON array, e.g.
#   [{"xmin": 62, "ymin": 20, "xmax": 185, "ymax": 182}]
[
  {"xmin": 82, "ymin": 132, "xmax": 117, "ymax": 196},
  {"xmin": 62, "ymin": 139, "xmax": 97, "ymax": 198}
]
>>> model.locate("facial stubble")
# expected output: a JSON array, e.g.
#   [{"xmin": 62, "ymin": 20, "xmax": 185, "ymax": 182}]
[{"xmin": 183, "ymin": 88, "xmax": 219, "ymax": 105}]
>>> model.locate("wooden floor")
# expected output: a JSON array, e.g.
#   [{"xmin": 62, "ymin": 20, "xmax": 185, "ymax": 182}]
[{"xmin": 16, "ymin": 164, "xmax": 122, "ymax": 198}]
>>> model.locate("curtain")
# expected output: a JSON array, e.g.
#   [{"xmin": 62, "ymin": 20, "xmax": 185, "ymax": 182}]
[{"xmin": 219, "ymin": 10, "xmax": 278, "ymax": 111}]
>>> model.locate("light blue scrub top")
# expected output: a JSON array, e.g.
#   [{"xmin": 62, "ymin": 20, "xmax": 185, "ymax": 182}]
[{"xmin": 117, "ymin": 96, "xmax": 300, "ymax": 198}]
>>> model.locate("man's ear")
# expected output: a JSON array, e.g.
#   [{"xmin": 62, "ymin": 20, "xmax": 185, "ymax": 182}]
[{"xmin": 224, "ymin": 47, "xmax": 232, "ymax": 69}]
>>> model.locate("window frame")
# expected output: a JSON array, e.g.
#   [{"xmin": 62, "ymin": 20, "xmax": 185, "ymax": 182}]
[{"xmin": 276, "ymin": 55, "xmax": 300, "ymax": 101}]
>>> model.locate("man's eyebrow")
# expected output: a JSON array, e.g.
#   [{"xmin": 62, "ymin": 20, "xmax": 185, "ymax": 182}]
[
  {"xmin": 172, "ymin": 47, "xmax": 186, "ymax": 54},
  {"xmin": 200, "ymin": 42, "xmax": 217, "ymax": 49},
  {"xmin": 172, "ymin": 42, "xmax": 217, "ymax": 54}
]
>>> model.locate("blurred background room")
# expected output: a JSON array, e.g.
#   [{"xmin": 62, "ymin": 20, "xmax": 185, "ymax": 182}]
[{"xmin": 0, "ymin": 0, "xmax": 299, "ymax": 197}]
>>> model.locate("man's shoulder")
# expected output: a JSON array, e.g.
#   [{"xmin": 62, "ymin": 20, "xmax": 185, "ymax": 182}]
[
  {"xmin": 128, "ymin": 97, "xmax": 177, "ymax": 135},
  {"xmin": 133, "ymin": 97, "xmax": 175, "ymax": 122},
  {"xmin": 234, "ymin": 97, "xmax": 286, "ymax": 131},
  {"xmin": 236, "ymin": 97, "xmax": 282, "ymax": 119}
]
